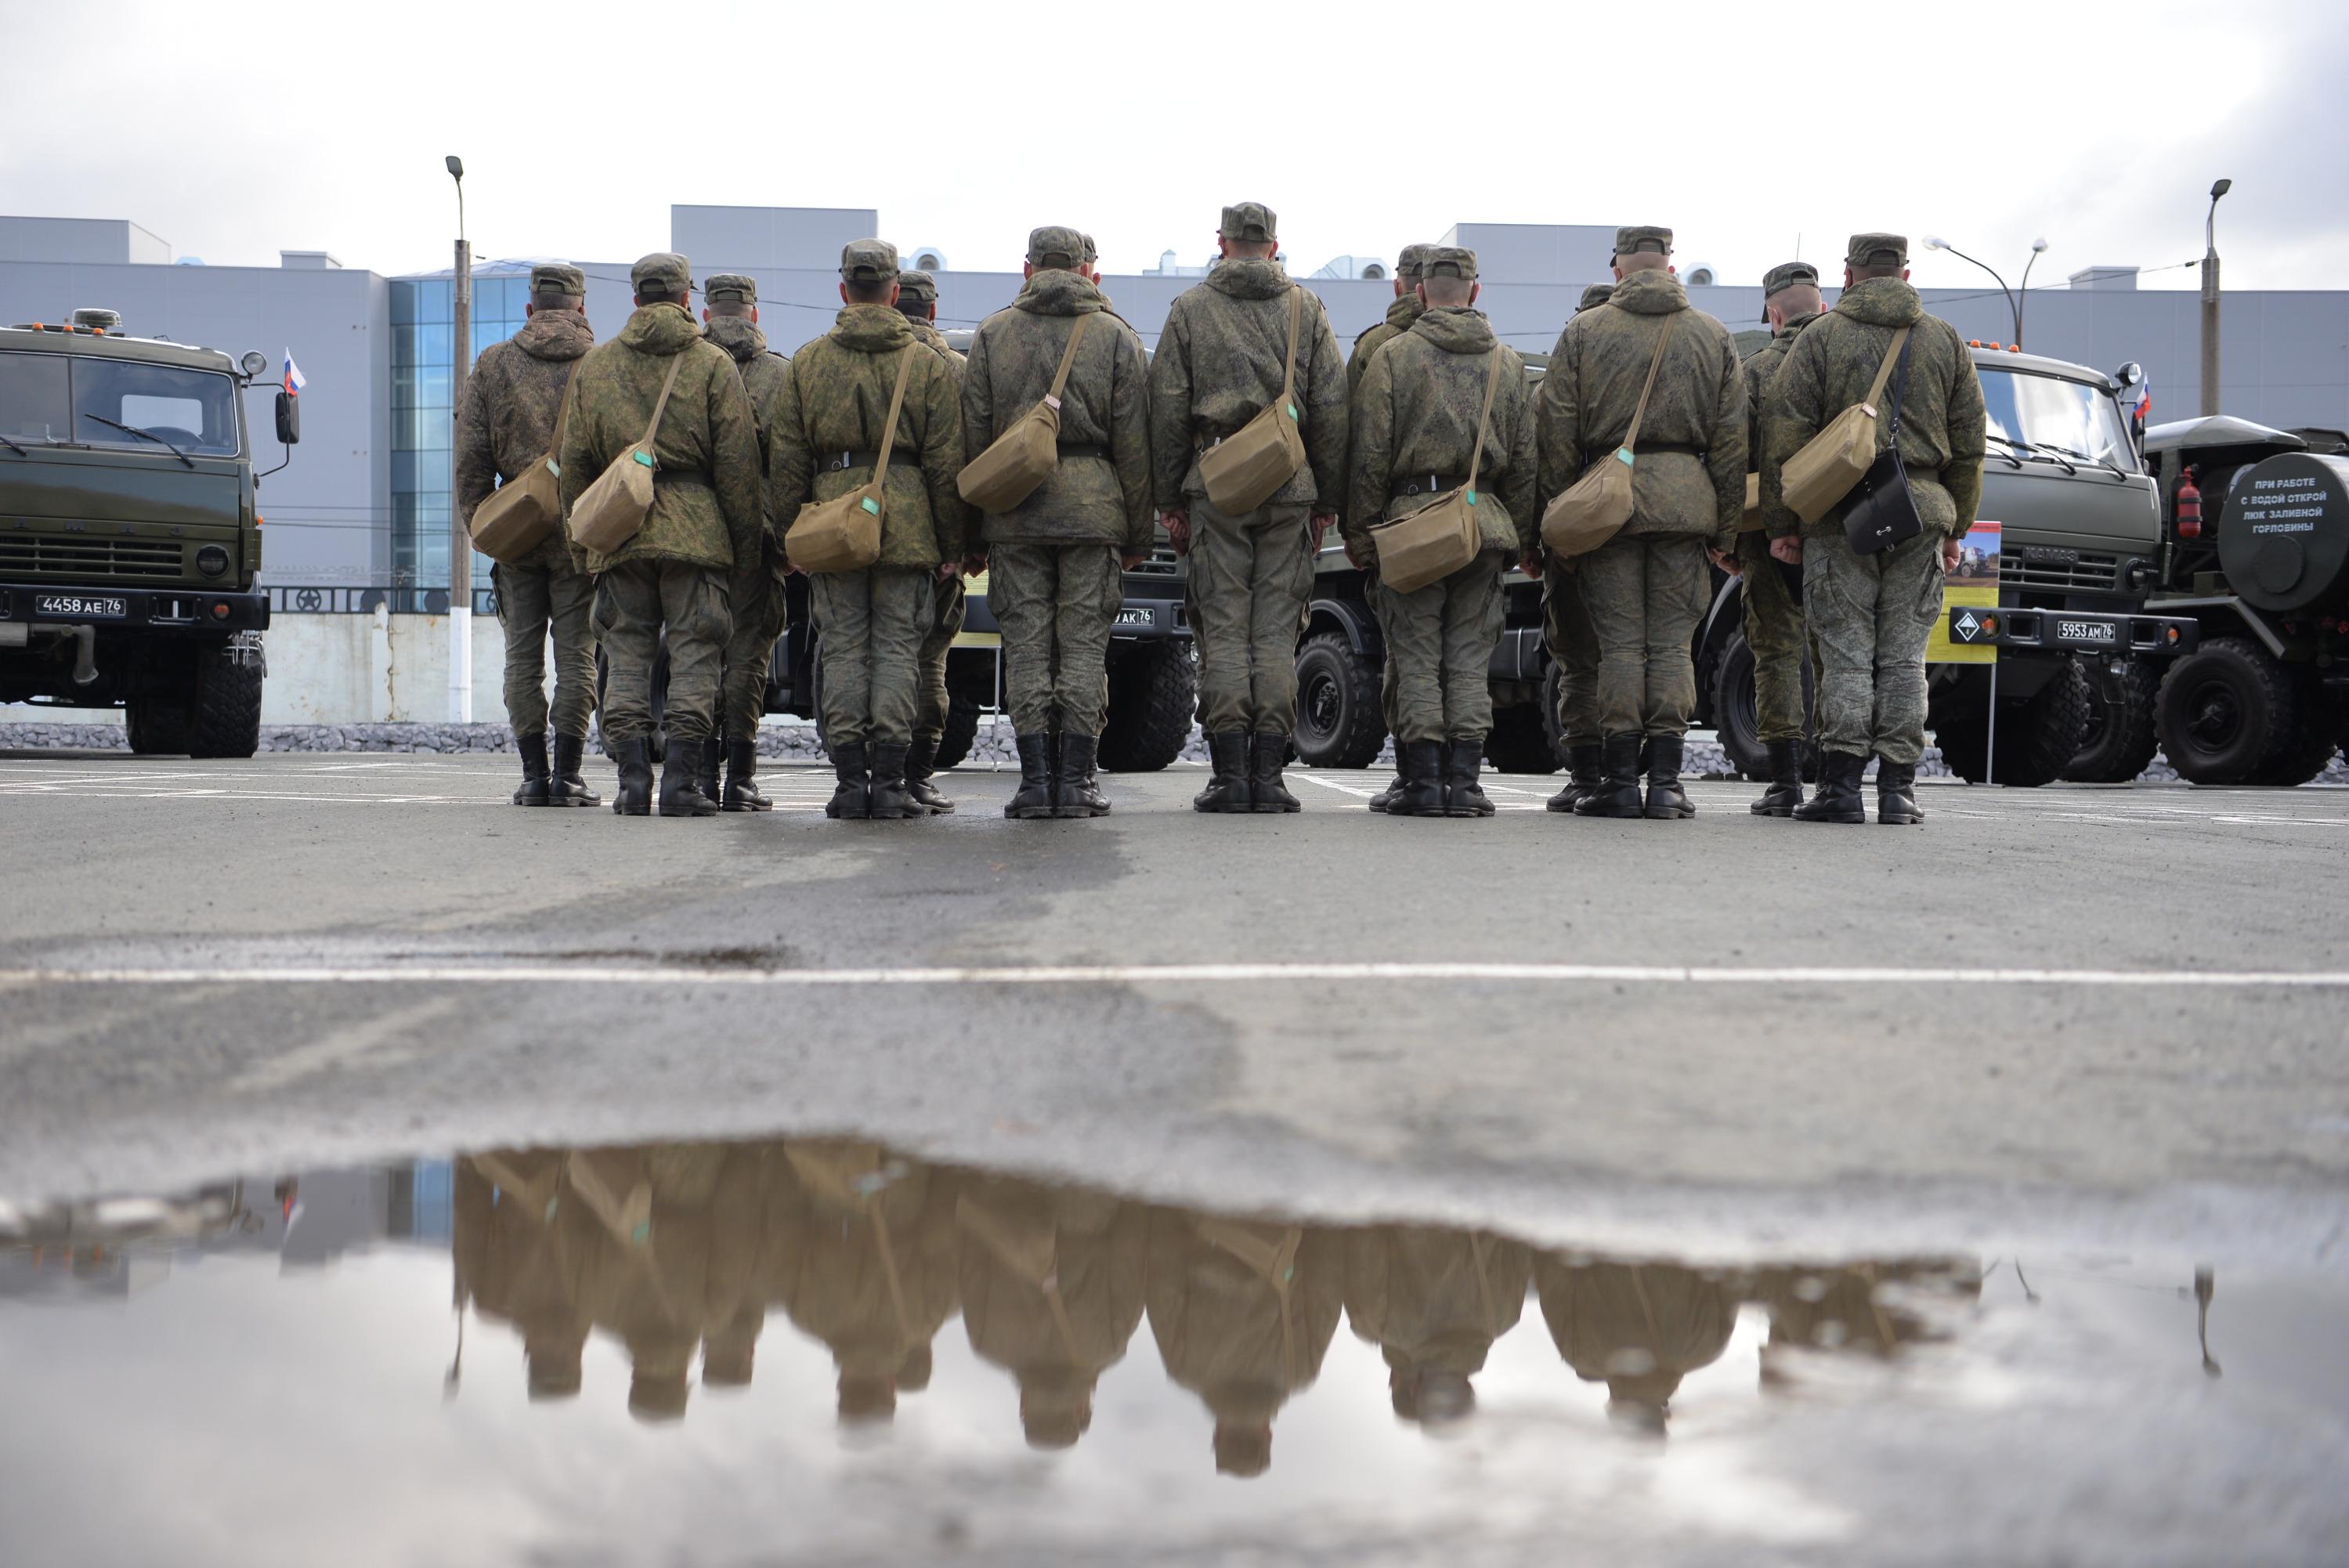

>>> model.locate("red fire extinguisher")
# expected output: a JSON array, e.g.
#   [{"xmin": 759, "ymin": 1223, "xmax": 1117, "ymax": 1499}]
[{"xmin": 2176, "ymin": 465, "xmax": 2203, "ymax": 540}]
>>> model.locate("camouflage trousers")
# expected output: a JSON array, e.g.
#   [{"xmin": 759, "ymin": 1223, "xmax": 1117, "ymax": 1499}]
[
  {"xmin": 1802, "ymin": 528, "xmax": 1944, "ymax": 765},
  {"xmin": 1374, "ymin": 548, "xmax": 1506, "ymax": 742},
  {"xmin": 1187, "ymin": 498, "xmax": 1315, "ymax": 736},
  {"xmin": 1580, "ymin": 533, "xmax": 1709, "ymax": 739},
  {"xmin": 718, "ymin": 546, "xmax": 790, "ymax": 743},
  {"xmin": 811, "ymin": 565, "xmax": 936, "ymax": 750},
  {"xmin": 992, "ymin": 541, "xmax": 1121, "ymax": 736},
  {"xmin": 1540, "ymin": 554, "xmax": 1601, "ymax": 747},
  {"xmin": 593, "ymin": 557, "xmax": 732, "ymax": 746},
  {"xmin": 1736, "ymin": 529, "xmax": 1813, "ymax": 743},
  {"xmin": 914, "ymin": 574, "xmax": 967, "ymax": 743},
  {"xmin": 492, "ymin": 559, "xmax": 596, "ymax": 740}
]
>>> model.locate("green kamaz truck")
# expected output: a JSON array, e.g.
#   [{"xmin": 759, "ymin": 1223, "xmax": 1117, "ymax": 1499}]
[{"xmin": 1, "ymin": 308, "xmax": 295, "ymax": 756}]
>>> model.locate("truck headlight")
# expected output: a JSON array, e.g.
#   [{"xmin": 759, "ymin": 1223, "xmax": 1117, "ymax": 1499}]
[{"xmin": 197, "ymin": 545, "xmax": 229, "ymax": 576}]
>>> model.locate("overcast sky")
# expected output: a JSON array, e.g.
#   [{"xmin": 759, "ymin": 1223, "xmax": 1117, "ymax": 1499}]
[{"xmin": 6, "ymin": 0, "xmax": 2344, "ymax": 294}]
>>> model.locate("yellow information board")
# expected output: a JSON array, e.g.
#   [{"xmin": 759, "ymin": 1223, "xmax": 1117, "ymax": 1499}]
[{"xmin": 1928, "ymin": 520, "xmax": 2001, "ymax": 666}]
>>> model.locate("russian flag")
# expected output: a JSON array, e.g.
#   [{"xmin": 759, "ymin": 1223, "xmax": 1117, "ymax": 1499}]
[{"xmin": 283, "ymin": 350, "xmax": 307, "ymax": 398}]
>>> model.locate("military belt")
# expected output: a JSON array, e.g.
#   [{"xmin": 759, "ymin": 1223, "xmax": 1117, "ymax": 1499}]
[
  {"xmin": 1390, "ymin": 471, "xmax": 1473, "ymax": 501},
  {"xmin": 1632, "ymin": 441, "xmax": 1708, "ymax": 459},
  {"xmin": 1058, "ymin": 442, "xmax": 1110, "ymax": 461},
  {"xmin": 822, "ymin": 447, "xmax": 896, "ymax": 472}
]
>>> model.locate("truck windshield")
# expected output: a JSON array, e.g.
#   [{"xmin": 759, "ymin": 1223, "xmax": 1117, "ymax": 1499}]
[
  {"xmin": 0, "ymin": 351, "xmax": 242, "ymax": 457},
  {"xmin": 0, "ymin": 352, "xmax": 72, "ymax": 445},
  {"xmin": 1979, "ymin": 368, "xmax": 2134, "ymax": 471}
]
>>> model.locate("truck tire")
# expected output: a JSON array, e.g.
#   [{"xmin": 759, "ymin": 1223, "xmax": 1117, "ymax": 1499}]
[
  {"xmin": 2156, "ymin": 637, "xmax": 2293, "ymax": 786},
  {"xmin": 125, "ymin": 697, "xmax": 193, "ymax": 755},
  {"xmin": 186, "ymin": 643, "xmax": 264, "ymax": 759},
  {"xmin": 1484, "ymin": 704, "xmax": 1561, "ymax": 775},
  {"xmin": 1292, "ymin": 630, "xmax": 1385, "ymax": 769},
  {"xmin": 1708, "ymin": 627, "xmax": 1769, "ymax": 781},
  {"xmin": 2065, "ymin": 660, "xmax": 2163, "ymax": 782},
  {"xmin": 1099, "ymin": 640, "xmax": 1195, "ymax": 773},
  {"xmin": 1936, "ymin": 656, "xmax": 2091, "ymax": 786},
  {"xmin": 2246, "ymin": 667, "xmax": 2340, "ymax": 786}
]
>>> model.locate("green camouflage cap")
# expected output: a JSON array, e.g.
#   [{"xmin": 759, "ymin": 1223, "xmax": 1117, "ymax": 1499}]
[
  {"xmin": 1612, "ymin": 226, "xmax": 1672, "ymax": 259},
  {"xmin": 895, "ymin": 269, "xmax": 938, "ymax": 303},
  {"xmin": 528, "ymin": 262, "xmax": 585, "ymax": 301},
  {"xmin": 1220, "ymin": 201, "xmax": 1277, "ymax": 242},
  {"xmin": 1576, "ymin": 283, "xmax": 1615, "ymax": 313},
  {"xmin": 1420, "ymin": 246, "xmax": 1477, "ymax": 280},
  {"xmin": 1027, "ymin": 225, "xmax": 1086, "ymax": 269},
  {"xmin": 704, "ymin": 273, "xmax": 757, "ymax": 305},
  {"xmin": 1395, "ymin": 243, "xmax": 1437, "ymax": 282},
  {"xmin": 631, "ymin": 251, "xmax": 692, "ymax": 301},
  {"xmin": 1080, "ymin": 232, "xmax": 1098, "ymax": 265},
  {"xmin": 839, "ymin": 238, "xmax": 899, "ymax": 283},
  {"xmin": 1760, "ymin": 260, "xmax": 1820, "ymax": 320},
  {"xmin": 1845, "ymin": 232, "xmax": 1908, "ymax": 268}
]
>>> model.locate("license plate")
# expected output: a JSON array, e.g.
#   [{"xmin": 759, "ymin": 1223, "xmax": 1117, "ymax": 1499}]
[
  {"xmin": 2055, "ymin": 618, "xmax": 2116, "ymax": 646},
  {"xmin": 34, "ymin": 594, "xmax": 126, "ymax": 620},
  {"xmin": 1114, "ymin": 606, "xmax": 1155, "ymax": 629}
]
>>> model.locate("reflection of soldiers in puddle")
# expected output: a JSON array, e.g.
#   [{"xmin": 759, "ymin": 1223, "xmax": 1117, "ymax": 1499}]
[
  {"xmin": 1747, "ymin": 1259, "xmax": 1981, "ymax": 1386},
  {"xmin": 567, "ymin": 1143, "xmax": 732, "ymax": 1423},
  {"xmin": 1147, "ymin": 1212, "xmax": 1343, "ymax": 1477},
  {"xmin": 1343, "ymin": 1225, "xmax": 1530, "ymax": 1431},
  {"xmin": 1537, "ymin": 1256, "xmax": 1737, "ymax": 1436},
  {"xmin": 956, "ymin": 1175, "xmax": 1147, "ymax": 1450},
  {"xmin": 455, "ymin": 1151, "xmax": 595, "ymax": 1401}
]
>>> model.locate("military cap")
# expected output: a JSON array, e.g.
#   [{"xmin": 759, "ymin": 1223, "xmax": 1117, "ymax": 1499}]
[
  {"xmin": 1612, "ymin": 225, "xmax": 1672, "ymax": 259},
  {"xmin": 703, "ymin": 273, "xmax": 757, "ymax": 305},
  {"xmin": 1576, "ymin": 283, "xmax": 1616, "ymax": 313},
  {"xmin": 839, "ymin": 238, "xmax": 899, "ymax": 283},
  {"xmin": 630, "ymin": 252, "xmax": 692, "ymax": 301},
  {"xmin": 1421, "ymin": 245, "xmax": 1477, "ymax": 280},
  {"xmin": 1845, "ymin": 232, "xmax": 1909, "ymax": 269},
  {"xmin": 1080, "ymin": 232, "xmax": 1099, "ymax": 264},
  {"xmin": 1395, "ymin": 243, "xmax": 1437, "ymax": 282},
  {"xmin": 528, "ymin": 262, "xmax": 585, "ymax": 301},
  {"xmin": 1027, "ymin": 225, "xmax": 1086, "ymax": 269},
  {"xmin": 1220, "ymin": 201, "xmax": 1277, "ymax": 242},
  {"xmin": 895, "ymin": 269, "xmax": 938, "ymax": 303},
  {"xmin": 1760, "ymin": 259, "xmax": 1820, "ymax": 320}
]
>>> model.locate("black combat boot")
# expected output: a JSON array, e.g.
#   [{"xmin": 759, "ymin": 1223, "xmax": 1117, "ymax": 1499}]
[
  {"xmin": 1794, "ymin": 750, "xmax": 1868, "ymax": 824},
  {"xmin": 1194, "ymin": 732, "xmax": 1253, "ymax": 814},
  {"xmin": 1006, "ymin": 732, "xmax": 1055, "ymax": 819},
  {"xmin": 1876, "ymin": 757, "xmax": 1925, "ymax": 826},
  {"xmin": 660, "ymin": 737, "xmax": 720, "ymax": 817},
  {"xmin": 1368, "ymin": 754, "xmax": 1407, "ymax": 815},
  {"xmin": 868, "ymin": 742, "xmax": 914, "ymax": 819},
  {"xmin": 722, "ymin": 737, "xmax": 772, "ymax": 812},
  {"xmin": 1055, "ymin": 732, "xmax": 1111, "ymax": 818},
  {"xmin": 550, "ymin": 733, "xmax": 601, "ymax": 808},
  {"xmin": 610, "ymin": 737, "xmax": 654, "ymax": 817},
  {"xmin": 905, "ymin": 734, "xmax": 954, "ymax": 815},
  {"xmin": 1444, "ymin": 738, "xmax": 1495, "ymax": 818},
  {"xmin": 1574, "ymin": 735, "xmax": 1646, "ymax": 818},
  {"xmin": 1547, "ymin": 742, "xmax": 1603, "ymax": 813},
  {"xmin": 511, "ymin": 733, "xmax": 551, "ymax": 807},
  {"xmin": 1751, "ymin": 739, "xmax": 1805, "ymax": 816},
  {"xmin": 1249, "ymin": 732, "xmax": 1301, "ymax": 814},
  {"xmin": 697, "ymin": 736, "xmax": 723, "ymax": 809},
  {"xmin": 1642, "ymin": 735, "xmax": 1695, "ymax": 819},
  {"xmin": 826, "ymin": 742, "xmax": 871, "ymax": 820},
  {"xmin": 1391, "ymin": 740, "xmax": 1444, "ymax": 817}
]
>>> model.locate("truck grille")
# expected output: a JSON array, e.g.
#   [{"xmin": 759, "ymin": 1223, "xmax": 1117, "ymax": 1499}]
[
  {"xmin": 1127, "ymin": 547, "xmax": 1183, "ymax": 578},
  {"xmin": 0, "ymin": 537, "xmax": 186, "ymax": 580},
  {"xmin": 2004, "ymin": 551, "xmax": 2121, "ymax": 594}
]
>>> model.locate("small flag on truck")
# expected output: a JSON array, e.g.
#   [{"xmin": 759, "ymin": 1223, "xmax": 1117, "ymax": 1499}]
[{"xmin": 283, "ymin": 351, "xmax": 307, "ymax": 397}]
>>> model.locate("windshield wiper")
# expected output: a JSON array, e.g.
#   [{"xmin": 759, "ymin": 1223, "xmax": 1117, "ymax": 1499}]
[
  {"xmin": 2031, "ymin": 440, "xmax": 2132, "ymax": 481},
  {"xmin": 1982, "ymin": 432, "xmax": 2033, "ymax": 469},
  {"xmin": 83, "ymin": 414, "xmax": 194, "ymax": 468},
  {"xmin": 0, "ymin": 432, "xmax": 26, "ymax": 457}
]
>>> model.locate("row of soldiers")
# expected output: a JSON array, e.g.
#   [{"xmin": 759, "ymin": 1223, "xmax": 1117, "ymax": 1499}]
[{"xmin": 455, "ymin": 1137, "xmax": 1974, "ymax": 1463}]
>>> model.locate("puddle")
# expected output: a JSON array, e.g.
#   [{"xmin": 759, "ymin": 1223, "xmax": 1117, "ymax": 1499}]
[{"xmin": 3, "ymin": 1136, "xmax": 2344, "ymax": 1567}]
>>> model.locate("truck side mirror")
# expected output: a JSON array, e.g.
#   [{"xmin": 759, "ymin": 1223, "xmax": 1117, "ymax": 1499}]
[{"xmin": 275, "ymin": 391, "xmax": 301, "ymax": 445}]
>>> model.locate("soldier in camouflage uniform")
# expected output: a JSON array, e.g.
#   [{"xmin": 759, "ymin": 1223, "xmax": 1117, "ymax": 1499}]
[
  {"xmin": 1761, "ymin": 233, "xmax": 1986, "ymax": 826},
  {"xmin": 963, "ymin": 225, "xmax": 1154, "ymax": 820},
  {"xmin": 454, "ymin": 263, "xmax": 599, "ymax": 809},
  {"xmin": 1735, "ymin": 262, "xmax": 1829, "ymax": 815},
  {"xmin": 557, "ymin": 253, "xmax": 764, "ymax": 817},
  {"xmin": 894, "ymin": 269, "xmax": 970, "ymax": 813},
  {"xmin": 1536, "ymin": 1254, "xmax": 1738, "ymax": 1436},
  {"xmin": 1345, "ymin": 247, "xmax": 1536, "ymax": 818},
  {"xmin": 1539, "ymin": 280, "xmax": 1614, "ymax": 813},
  {"xmin": 1343, "ymin": 1223, "xmax": 1530, "ymax": 1429},
  {"xmin": 1535, "ymin": 226, "xmax": 1745, "ymax": 819},
  {"xmin": 1345, "ymin": 241, "xmax": 1433, "ymax": 813},
  {"xmin": 1148, "ymin": 201, "xmax": 1347, "ymax": 813},
  {"xmin": 696, "ymin": 274, "xmax": 790, "ymax": 812},
  {"xmin": 772, "ymin": 240, "xmax": 967, "ymax": 820}
]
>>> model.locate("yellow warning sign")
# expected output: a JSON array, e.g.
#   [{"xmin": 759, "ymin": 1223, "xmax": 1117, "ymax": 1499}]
[{"xmin": 1929, "ymin": 521, "xmax": 2001, "ymax": 666}]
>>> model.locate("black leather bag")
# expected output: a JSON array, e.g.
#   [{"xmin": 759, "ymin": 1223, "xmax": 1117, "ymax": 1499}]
[{"xmin": 1842, "ymin": 332, "xmax": 1922, "ymax": 556}]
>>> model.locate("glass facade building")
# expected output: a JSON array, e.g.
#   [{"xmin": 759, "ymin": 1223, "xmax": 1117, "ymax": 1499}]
[{"xmin": 388, "ymin": 266, "xmax": 533, "ymax": 591}]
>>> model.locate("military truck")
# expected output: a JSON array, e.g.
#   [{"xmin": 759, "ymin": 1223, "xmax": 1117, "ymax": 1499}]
[
  {"xmin": 1295, "ymin": 343, "xmax": 2196, "ymax": 786},
  {"xmin": 1, "ymin": 309, "xmax": 291, "ymax": 756},
  {"xmin": 2137, "ymin": 417, "xmax": 2347, "ymax": 785}
]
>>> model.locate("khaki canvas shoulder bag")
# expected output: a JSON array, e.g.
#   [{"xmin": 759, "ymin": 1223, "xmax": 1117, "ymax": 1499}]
[
  {"xmin": 785, "ymin": 342, "xmax": 918, "ymax": 573},
  {"xmin": 568, "ymin": 351, "xmax": 688, "ymax": 556},
  {"xmin": 1539, "ymin": 309, "xmax": 1676, "ymax": 558},
  {"xmin": 957, "ymin": 313, "xmax": 1093, "ymax": 513},
  {"xmin": 470, "ymin": 373, "xmax": 574, "ymax": 564},
  {"xmin": 1780, "ymin": 325, "xmax": 1911, "ymax": 524},
  {"xmin": 1197, "ymin": 284, "xmax": 1309, "ymax": 515},
  {"xmin": 1370, "ymin": 347, "xmax": 1505, "ymax": 594}
]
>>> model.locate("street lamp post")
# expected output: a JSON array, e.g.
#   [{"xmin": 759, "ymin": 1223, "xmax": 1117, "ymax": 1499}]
[
  {"xmin": 2202, "ymin": 179, "xmax": 2232, "ymax": 417},
  {"xmin": 445, "ymin": 154, "xmax": 472, "ymax": 725},
  {"xmin": 2015, "ymin": 237, "xmax": 2049, "ymax": 348},
  {"xmin": 1921, "ymin": 235, "xmax": 2026, "ymax": 346}
]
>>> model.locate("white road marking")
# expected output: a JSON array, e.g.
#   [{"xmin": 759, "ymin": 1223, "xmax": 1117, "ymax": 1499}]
[{"xmin": 1298, "ymin": 774, "xmax": 1379, "ymax": 798}]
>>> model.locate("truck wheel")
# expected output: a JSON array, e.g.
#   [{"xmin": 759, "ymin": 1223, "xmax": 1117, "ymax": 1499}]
[
  {"xmin": 1708, "ymin": 628, "xmax": 1769, "ymax": 781},
  {"xmin": 186, "ymin": 642, "xmax": 265, "ymax": 759},
  {"xmin": 2246, "ymin": 667, "xmax": 2340, "ymax": 786},
  {"xmin": 1484, "ymin": 705, "xmax": 1561, "ymax": 775},
  {"xmin": 1291, "ymin": 631, "xmax": 1384, "ymax": 769},
  {"xmin": 1936, "ymin": 656, "xmax": 2091, "ymax": 786},
  {"xmin": 2065, "ymin": 660, "xmax": 2163, "ymax": 782},
  {"xmin": 125, "ymin": 697, "xmax": 194, "ymax": 756},
  {"xmin": 2156, "ymin": 637, "xmax": 2293, "ymax": 786},
  {"xmin": 1099, "ymin": 640, "xmax": 1197, "ymax": 773}
]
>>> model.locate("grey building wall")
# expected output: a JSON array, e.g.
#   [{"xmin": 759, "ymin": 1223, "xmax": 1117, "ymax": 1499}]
[
  {"xmin": 670, "ymin": 205, "xmax": 879, "ymax": 273},
  {"xmin": 0, "ymin": 215, "xmax": 171, "ymax": 266}
]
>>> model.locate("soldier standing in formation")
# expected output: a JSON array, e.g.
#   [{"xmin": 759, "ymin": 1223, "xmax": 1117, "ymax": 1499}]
[
  {"xmin": 1344, "ymin": 247, "xmax": 1536, "ymax": 817},
  {"xmin": 558, "ymin": 253, "xmax": 764, "ymax": 817},
  {"xmin": 894, "ymin": 268, "xmax": 970, "ymax": 814},
  {"xmin": 1344, "ymin": 241, "xmax": 1432, "ymax": 813},
  {"xmin": 1148, "ymin": 203, "xmax": 1347, "ymax": 813},
  {"xmin": 963, "ymin": 226, "xmax": 1155, "ymax": 819},
  {"xmin": 771, "ymin": 240, "xmax": 967, "ymax": 821},
  {"xmin": 1760, "ymin": 233, "xmax": 1986, "ymax": 825},
  {"xmin": 698, "ymin": 274, "xmax": 791, "ymax": 813},
  {"xmin": 454, "ymin": 262, "xmax": 601, "ymax": 810},
  {"xmin": 1539, "ymin": 281, "xmax": 1614, "ymax": 813},
  {"xmin": 1737, "ymin": 262, "xmax": 1826, "ymax": 815},
  {"xmin": 1536, "ymin": 226, "xmax": 1745, "ymax": 820}
]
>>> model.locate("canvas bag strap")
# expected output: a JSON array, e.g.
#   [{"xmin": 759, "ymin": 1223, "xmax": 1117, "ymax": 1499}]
[
  {"xmin": 635, "ymin": 352, "xmax": 687, "ymax": 467},
  {"xmin": 1883, "ymin": 329, "xmax": 1917, "ymax": 442},
  {"xmin": 1464, "ymin": 346, "xmax": 1505, "ymax": 496},
  {"xmin": 1277, "ymin": 284, "xmax": 1303, "ymax": 407},
  {"xmin": 1862, "ymin": 326, "xmax": 1913, "ymax": 415},
  {"xmin": 1044, "ymin": 313, "xmax": 1092, "ymax": 407},
  {"xmin": 1619, "ymin": 311, "xmax": 1679, "ymax": 454},
  {"xmin": 871, "ymin": 343, "xmax": 919, "ymax": 491}
]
